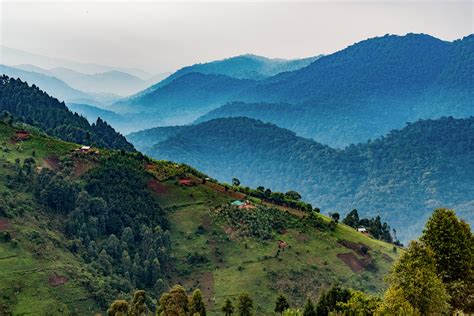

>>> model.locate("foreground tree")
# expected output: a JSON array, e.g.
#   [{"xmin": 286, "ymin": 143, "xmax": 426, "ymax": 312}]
[
  {"xmin": 336, "ymin": 291, "xmax": 380, "ymax": 315},
  {"xmin": 384, "ymin": 241, "xmax": 450, "ymax": 314},
  {"xmin": 107, "ymin": 300, "xmax": 129, "ymax": 316},
  {"xmin": 274, "ymin": 294, "xmax": 290, "ymax": 314},
  {"xmin": 315, "ymin": 286, "xmax": 351, "ymax": 316},
  {"xmin": 302, "ymin": 298, "xmax": 316, "ymax": 316},
  {"xmin": 376, "ymin": 287, "xmax": 419, "ymax": 315},
  {"xmin": 158, "ymin": 285, "xmax": 189, "ymax": 316},
  {"xmin": 189, "ymin": 289, "xmax": 206, "ymax": 316},
  {"xmin": 129, "ymin": 290, "xmax": 149, "ymax": 316},
  {"xmin": 421, "ymin": 208, "xmax": 474, "ymax": 312},
  {"xmin": 237, "ymin": 293, "xmax": 253, "ymax": 316},
  {"xmin": 221, "ymin": 298, "xmax": 235, "ymax": 316}
]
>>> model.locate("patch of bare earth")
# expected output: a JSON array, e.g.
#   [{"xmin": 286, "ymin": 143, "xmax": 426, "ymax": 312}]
[
  {"xmin": 337, "ymin": 253, "xmax": 365, "ymax": 273},
  {"xmin": 147, "ymin": 179, "xmax": 167, "ymax": 195},
  {"xmin": 48, "ymin": 273, "xmax": 68, "ymax": 286},
  {"xmin": 199, "ymin": 272, "xmax": 215, "ymax": 308},
  {"xmin": 0, "ymin": 218, "xmax": 11, "ymax": 231},
  {"xmin": 43, "ymin": 156, "xmax": 60, "ymax": 170},
  {"xmin": 72, "ymin": 160, "xmax": 95, "ymax": 177}
]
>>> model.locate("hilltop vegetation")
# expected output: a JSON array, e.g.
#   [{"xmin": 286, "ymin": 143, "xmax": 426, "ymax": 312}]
[
  {"xmin": 0, "ymin": 120, "xmax": 401, "ymax": 314},
  {"xmin": 143, "ymin": 116, "xmax": 474, "ymax": 241},
  {"xmin": 0, "ymin": 75, "xmax": 134, "ymax": 151}
]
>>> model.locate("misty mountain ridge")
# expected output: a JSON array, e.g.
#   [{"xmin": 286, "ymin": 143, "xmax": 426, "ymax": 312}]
[{"xmin": 115, "ymin": 33, "xmax": 473, "ymax": 146}]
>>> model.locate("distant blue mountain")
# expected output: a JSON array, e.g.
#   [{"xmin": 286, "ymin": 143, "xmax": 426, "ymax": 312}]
[
  {"xmin": 126, "ymin": 54, "xmax": 321, "ymax": 98},
  {"xmin": 113, "ymin": 34, "xmax": 474, "ymax": 145},
  {"xmin": 196, "ymin": 34, "xmax": 474, "ymax": 146}
]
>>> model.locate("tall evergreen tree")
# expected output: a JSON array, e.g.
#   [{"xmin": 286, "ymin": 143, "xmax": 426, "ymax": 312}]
[
  {"xmin": 221, "ymin": 298, "xmax": 235, "ymax": 316},
  {"xmin": 237, "ymin": 293, "xmax": 253, "ymax": 316},
  {"xmin": 302, "ymin": 298, "xmax": 316, "ymax": 316},
  {"xmin": 189, "ymin": 289, "xmax": 206, "ymax": 316},
  {"xmin": 274, "ymin": 294, "xmax": 290, "ymax": 315}
]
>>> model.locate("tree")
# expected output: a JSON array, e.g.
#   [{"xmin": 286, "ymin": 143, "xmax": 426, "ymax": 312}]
[
  {"xmin": 237, "ymin": 293, "xmax": 253, "ymax": 316},
  {"xmin": 376, "ymin": 287, "xmax": 420, "ymax": 315},
  {"xmin": 342, "ymin": 209, "xmax": 359, "ymax": 227},
  {"xmin": 107, "ymin": 300, "xmax": 129, "ymax": 316},
  {"xmin": 285, "ymin": 191, "xmax": 301, "ymax": 201},
  {"xmin": 129, "ymin": 290, "xmax": 150, "ymax": 316},
  {"xmin": 274, "ymin": 294, "xmax": 290, "ymax": 314},
  {"xmin": 158, "ymin": 285, "xmax": 189, "ymax": 316},
  {"xmin": 315, "ymin": 286, "xmax": 351, "ymax": 316},
  {"xmin": 330, "ymin": 212, "xmax": 340, "ymax": 224},
  {"xmin": 232, "ymin": 178, "xmax": 241, "ymax": 187},
  {"xmin": 302, "ymin": 298, "xmax": 316, "ymax": 316},
  {"xmin": 384, "ymin": 241, "xmax": 450, "ymax": 314},
  {"xmin": 189, "ymin": 289, "xmax": 206, "ymax": 316},
  {"xmin": 420, "ymin": 208, "xmax": 474, "ymax": 312},
  {"xmin": 221, "ymin": 298, "xmax": 235, "ymax": 316},
  {"xmin": 336, "ymin": 291, "xmax": 381, "ymax": 315}
]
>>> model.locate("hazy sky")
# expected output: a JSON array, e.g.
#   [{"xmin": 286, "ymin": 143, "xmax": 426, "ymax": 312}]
[{"xmin": 1, "ymin": 0, "xmax": 473, "ymax": 73}]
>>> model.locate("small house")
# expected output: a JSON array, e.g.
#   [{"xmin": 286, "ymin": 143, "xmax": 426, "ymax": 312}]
[
  {"xmin": 357, "ymin": 227, "xmax": 368, "ymax": 234},
  {"xmin": 80, "ymin": 146, "xmax": 91, "ymax": 153},
  {"xmin": 231, "ymin": 200, "xmax": 244, "ymax": 207}
]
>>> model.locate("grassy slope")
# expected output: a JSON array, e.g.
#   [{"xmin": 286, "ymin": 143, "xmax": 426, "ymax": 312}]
[
  {"xmin": 0, "ymin": 122, "xmax": 400, "ymax": 314},
  {"xmin": 154, "ymin": 179, "xmax": 400, "ymax": 314},
  {"xmin": 0, "ymin": 122, "xmax": 99, "ymax": 315}
]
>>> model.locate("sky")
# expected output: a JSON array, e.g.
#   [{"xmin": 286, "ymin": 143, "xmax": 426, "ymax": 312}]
[{"xmin": 0, "ymin": 0, "xmax": 473, "ymax": 74}]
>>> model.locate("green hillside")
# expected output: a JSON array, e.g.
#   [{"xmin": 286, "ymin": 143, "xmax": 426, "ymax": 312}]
[
  {"xmin": 0, "ymin": 121, "xmax": 400, "ymax": 314},
  {"xmin": 144, "ymin": 116, "xmax": 474, "ymax": 242}
]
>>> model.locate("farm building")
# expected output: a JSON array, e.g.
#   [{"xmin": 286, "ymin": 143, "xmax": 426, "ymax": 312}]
[
  {"xmin": 357, "ymin": 227, "xmax": 369, "ymax": 235},
  {"xmin": 231, "ymin": 200, "xmax": 244, "ymax": 207},
  {"xmin": 231, "ymin": 200, "xmax": 255, "ymax": 209}
]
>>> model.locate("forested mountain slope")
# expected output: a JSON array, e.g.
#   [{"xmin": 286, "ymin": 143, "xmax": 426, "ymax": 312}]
[
  {"xmin": 126, "ymin": 125, "xmax": 191, "ymax": 152},
  {"xmin": 0, "ymin": 119, "xmax": 400, "ymax": 314},
  {"xmin": 146, "ymin": 117, "xmax": 474, "ymax": 241},
  {"xmin": 0, "ymin": 75, "xmax": 134, "ymax": 151}
]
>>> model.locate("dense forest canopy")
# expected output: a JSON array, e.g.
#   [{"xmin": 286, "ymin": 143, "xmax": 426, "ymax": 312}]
[
  {"xmin": 145, "ymin": 116, "xmax": 474, "ymax": 241},
  {"xmin": 0, "ymin": 75, "xmax": 134, "ymax": 151}
]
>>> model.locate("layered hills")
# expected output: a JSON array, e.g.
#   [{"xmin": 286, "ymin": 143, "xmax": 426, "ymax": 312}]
[{"xmin": 142, "ymin": 116, "xmax": 474, "ymax": 241}]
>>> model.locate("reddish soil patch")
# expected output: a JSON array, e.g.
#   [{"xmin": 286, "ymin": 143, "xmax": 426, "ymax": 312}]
[
  {"xmin": 337, "ymin": 252, "xmax": 365, "ymax": 273},
  {"xmin": 48, "ymin": 273, "xmax": 68, "ymax": 286},
  {"xmin": 10, "ymin": 131, "xmax": 29, "ymax": 143},
  {"xmin": 43, "ymin": 156, "xmax": 60, "ymax": 170},
  {"xmin": 0, "ymin": 218, "xmax": 11, "ymax": 231},
  {"xmin": 147, "ymin": 179, "xmax": 167, "ymax": 195},
  {"xmin": 179, "ymin": 179, "xmax": 193, "ymax": 186},
  {"xmin": 338, "ymin": 240, "xmax": 370, "ymax": 256},
  {"xmin": 205, "ymin": 182, "xmax": 246, "ymax": 199},
  {"xmin": 72, "ymin": 161, "xmax": 94, "ymax": 177},
  {"xmin": 198, "ymin": 272, "xmax": 215, "ymax": 308}
]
